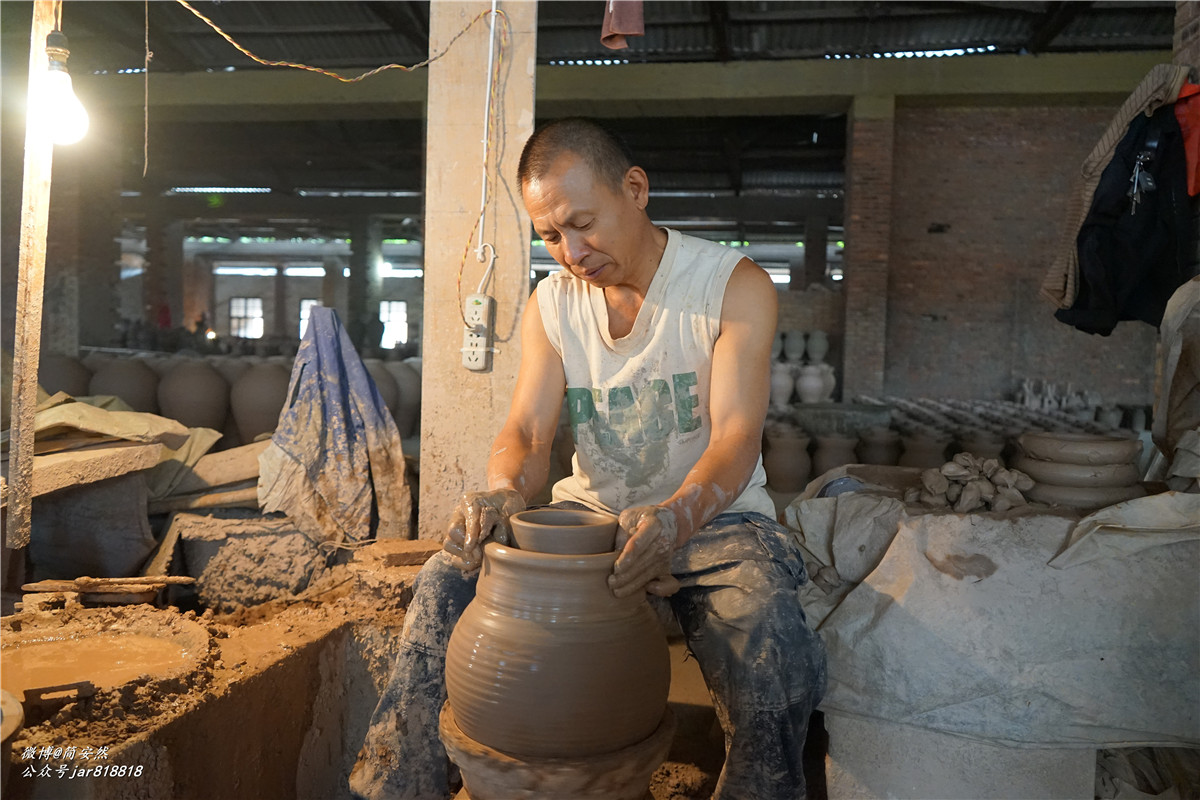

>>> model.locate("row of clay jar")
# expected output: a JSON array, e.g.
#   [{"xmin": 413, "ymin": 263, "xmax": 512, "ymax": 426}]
[
  {"xmin": 761, "ymin": 425, "xmax": 1011, "ymax": 494},
  {"xmin": 37, "ymin": 353, "xmax": 421, "ymax": 449}
]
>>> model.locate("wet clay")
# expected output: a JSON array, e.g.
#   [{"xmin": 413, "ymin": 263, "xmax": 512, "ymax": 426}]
[
  {"xmin": 1, "ymin": 633, "xmax": 191, "ymax": 697},
  {"xmin": 445, "ymin": 541, "xmax": 670, "ymax": 759}
]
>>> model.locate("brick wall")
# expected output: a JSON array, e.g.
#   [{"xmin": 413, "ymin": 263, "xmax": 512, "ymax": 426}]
[
  {"xmin": 842, "ymin": 99, "xmax": 895, "ymax": 398},
  {"xmin": 882, "ymin": 105, "xmax": 1158, "ymax": 405}
]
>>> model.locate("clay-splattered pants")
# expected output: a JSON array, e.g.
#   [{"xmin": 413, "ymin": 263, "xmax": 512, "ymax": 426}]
[{"xmin": 349, "ymin": 510, "xmax": 827, "ymax": 800}]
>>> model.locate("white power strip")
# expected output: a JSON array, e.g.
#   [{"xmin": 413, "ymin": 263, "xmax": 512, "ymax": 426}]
[{"xmin": 461, "ymin": 293, "xmax": 496, "ymax": 371}]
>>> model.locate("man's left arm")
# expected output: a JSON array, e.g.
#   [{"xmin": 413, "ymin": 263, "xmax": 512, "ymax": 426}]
[{"xmin": 610, "ymin": 257, "xmax": 777, "ymax": 597}]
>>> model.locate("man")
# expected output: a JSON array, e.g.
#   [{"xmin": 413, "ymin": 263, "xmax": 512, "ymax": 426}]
[{"xmin": 351, "ymin": 118, "xmax": 827, "ymax": 800}]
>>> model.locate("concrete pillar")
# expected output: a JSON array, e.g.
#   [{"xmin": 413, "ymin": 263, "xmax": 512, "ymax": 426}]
[
  {"xmin": 272, "ymin": 261, "xmax": 288, "ymax": 338},
  {"xmin": 143, "ymin": 216, "xmax": 185, "ymax": 333},
  {"xmin": 347, "ymin": 215, "xmax": 382, "ymax": 352},
  {"xmin": 321, "ymin": 255, "xmax": 346, "ymax": 318},
  {"xmin": 182, "ymin": 254, "xmax": 215, "ymax": 333},
  {"xmin": 420, "ymin": 0, "xmax": 537, "ymax": 539},
  {"xmin": 841, "ymin": 95, "xmax": 894, "ymax": 400},
  {"xmin": 75, "ymin": 143, "xmax": 122, "ymax": 348},
  {"xmin": 804, "ymin": 215, "xmax": 828, "ymax": 288}
]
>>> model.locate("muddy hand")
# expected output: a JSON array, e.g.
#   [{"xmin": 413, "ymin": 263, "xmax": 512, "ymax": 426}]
[
  {"xmin": 609, "ymin": 506, "xmax": 681, "ymax": 598},
  {"xmin": 444, "ymin": 488, "xmax": 526, "ymax": 572}
]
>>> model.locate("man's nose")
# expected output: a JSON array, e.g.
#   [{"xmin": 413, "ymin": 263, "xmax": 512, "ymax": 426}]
[{"xmin": 563, "ymin": 231, "xmax": 590, "ymax": 265}]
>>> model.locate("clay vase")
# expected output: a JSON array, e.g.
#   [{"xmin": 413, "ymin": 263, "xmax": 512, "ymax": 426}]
[
  {"xmin": 38, "ymin": 354, "xmax": 91, "ymax": 397},
  {"xmin": 770, "ymin": 330, "xmax": 784, "ymax": 361},
  {"xmin": 857, "ymin": 427, "xmax": 901, "ymax": 466},
  {"xmin": 812, "ymin": 434, "xmax": 859, "ymax": 478},
  {"xmin": 445, "ymin": 538, "xmax": 671, "ymax": 759},
  {"xmin": 363, "ymin": 358, "xmax": 400, "ymax": 417},
  {"xmin": 899, "ymin": 434, "xmax": 952, "ymax": 469},
  {"xmin": 806, "ymin": 330, "xmax": 829, "ymax": 363},
  {"xmin": 762, "ymin": 431, "xmax": 812, "ymax": 492},
  {"xmin": 1096, "ymin": 406, "xmax": 1124, "ymax": 429},
  {"xmin": 818, "ymin": 363, "xmax": 837, "ymax": 401},
  {"xmin": 210, "ymin": 356, "xmax": 250, "ymax": 387},
  {"xmin": 88, "ymin": 358, "xmax": 159, "ymax": 413},
  {"xmin": 795, "ymin": 365, "xmax": 826, "ymax": 404},
  {"xmin": 158, "ymin": 360, "xmax": 230, "ymax": 431},
  {"xmin": 782, "ymin": 329, "xmax": 806, "ymax": 362},
  {"xmin": 230, "ymin": 362, "xmax": 292, "ymax": 443},
  {"xmin": 770, "ymin": 363, "xmax": 796, "ymax": 410},
  {"xmin": 384, "ymin": 360, "xmax": 421, "ymax": 438}
]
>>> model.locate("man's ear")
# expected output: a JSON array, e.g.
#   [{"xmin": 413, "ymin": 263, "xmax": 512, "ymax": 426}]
[{"xmin": 624, "ymin": 166, "xmax": 650, "ymax": 209}]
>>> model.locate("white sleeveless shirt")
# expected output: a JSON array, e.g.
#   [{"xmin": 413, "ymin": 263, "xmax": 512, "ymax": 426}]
[{"xmin": 536, "ymin": 228, "xmax": 774, "ymax": 518}]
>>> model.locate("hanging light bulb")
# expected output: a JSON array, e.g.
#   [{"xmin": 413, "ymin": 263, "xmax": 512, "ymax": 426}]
[{"xmin": 37, "ymin": 30, "xmax": 89, "ymax": 145}]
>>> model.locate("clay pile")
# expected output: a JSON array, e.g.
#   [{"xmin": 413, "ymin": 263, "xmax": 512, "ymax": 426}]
[
  {"xmin": 1015, "ymin": 432, "xmax": 1146, "ymax": 510},
  {"xmin": 905, "ymin": 452, "xmax": 1034, "ymax": 513}
]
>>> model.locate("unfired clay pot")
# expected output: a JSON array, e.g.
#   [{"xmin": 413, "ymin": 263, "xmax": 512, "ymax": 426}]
[
  {"xmin": 806, "ymin": 330, "xmax": 829, "ymax": 363},
  {"xmin": 384, "ymin": 360, "xmax": 421, "ymax": 438},
  {"xmin": 1025, "ymin": 481, "xmax": 1146, "ymax": 510},
  {"xmin": 857, "ymin": 427, "xmax": 901, "ymax": 466},
  {"xmin": 363, "ymin": 358, "xmax": 399, "ymax": 416},
  {"xmin": 795, "ymin": 365, "xmax": 826, "ymax": 404},
  {"xmin": 38, "ymin": 354, "xmax": 91, "ymax": 397},
  {"xmin": 782, "ymin": 329, "xmax": 806, "ymax": 362},
  {"xmin": 762, "ymin": 432, "xmax": 812, "ymax": 493},
  {"xmin": 899, "ymin": 434, "xmax": 952, "ymax": 469},
  {"xmin": 88, "ymin": 358, "xmax": 160, "ymax": 413},
  {"xmin": 445, "ymin": 539, "xmax": 670, "ymax": 759},
  {"xmin": 230, "ymin": 362, "xmax": 291, "ymax": 443},
  {"xmin": 812, "ymin": 434, "xmax": 859, "ymax": 478},
  {"xmin": 1017, "ymin": 432, "xmax": 1141, "ymax": 466},
  {"xmin": 158, "ymin": 360, "xmax": 230, "ymax": 431},
  {"xmin": 1013, "ymin": 455, "xmax": 1140, "ymax": 489},
  {"xmin": 510, "ymin": 508, "xmax": 618, "ymax": 555},
  {"xmin": 770, "ymin": 364, "xmax": 796, "ymax": 409}
]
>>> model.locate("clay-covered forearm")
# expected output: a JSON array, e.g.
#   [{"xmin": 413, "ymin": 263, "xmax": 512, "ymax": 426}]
[
  {"xmin": 485, "ymin": 426, "xmax": 553, "ymax": 502},
  {"xmin": 658, "ymin": 432, "xmax": 761, "ymax": 544}
]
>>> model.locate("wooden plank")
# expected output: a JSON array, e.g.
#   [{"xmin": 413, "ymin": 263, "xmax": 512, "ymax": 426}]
[
  {"xmin": 147, "ymin": 482, "xmax": 259, "ymax": 514},
  {"xmin": 167, "ymin": 439, "xmax": 269, "ymax": 496},
  {"xmin": 4, "ymin": 0, "xmax": 57, "ymax": 551},
  {"xmin": 0, "ymin": 442, "xmax": 163, "ymax": 507}
]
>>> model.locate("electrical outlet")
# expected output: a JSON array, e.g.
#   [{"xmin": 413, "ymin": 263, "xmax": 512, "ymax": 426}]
[{"xmin": 461, "ymin": 293, "xmax": 496, "ymax": 371}]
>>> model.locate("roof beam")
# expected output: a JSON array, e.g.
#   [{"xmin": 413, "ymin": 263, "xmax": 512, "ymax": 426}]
[
  {"xmin": 66, "ymin": 1, "xmax": 199, "ymax": 72},
  {"xmin": 1026, "ymin": 1, "xmax": 1089, "ymax": 54},
  {"xmin": 364, "ymin": 2, "xmax": 430, "ymax": 54}
]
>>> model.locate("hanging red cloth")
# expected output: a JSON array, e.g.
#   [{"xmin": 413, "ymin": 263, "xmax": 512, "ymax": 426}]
[
  {"xmin": 601, "ymin": 0, "xmax": 643, "ymax": 50},
  {"xmin": 1173, "ymin": 81, "xmax": 1200, "ymax": 196}
]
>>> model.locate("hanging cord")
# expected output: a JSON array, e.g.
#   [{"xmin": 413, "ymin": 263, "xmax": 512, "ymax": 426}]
[
  {"xmin": 455, "ymin": 7, "xmax": 511, "ymax": 328},
  {"xmin": 142, "ymin": 0, "xmax": 151, "ymax": 176},
  {"xmin": 174, "ymin": 0, "xmax": 497, "ymax": 82}
]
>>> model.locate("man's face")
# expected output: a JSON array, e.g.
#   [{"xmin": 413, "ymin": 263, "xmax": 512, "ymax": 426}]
[{"xmin": 521, "ymin": 153, "xmax": 643, "ymax": 288}]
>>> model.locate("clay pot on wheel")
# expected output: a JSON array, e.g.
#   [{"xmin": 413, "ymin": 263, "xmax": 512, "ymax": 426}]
[
  {"xmin": 510, "ymin": 508, "xmax": 617, "ymax": 555},
  {"xmin": 88, "ymin": 358, "xmax": 159, "ymax": 413},
  {"xmin": 230, "ymin": 362, "xmax": 291, "ymax": 443},
  {"xmin": 158, "ymin": 360, "xmax": 230, "ymax": 431},
  {"xmin": 38, "ymin": 354, "xmax": 91, "ymax": 397},
  {"xmin": 445, "ymin": 533, "xmax": 670, "ymax": 759}
]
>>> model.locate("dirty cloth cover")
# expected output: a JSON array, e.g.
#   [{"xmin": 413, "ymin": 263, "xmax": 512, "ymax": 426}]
[
  {"xmin": 258, "ymin": 307, "xmax": 411, "ymax": 545},
  {"xmin": 790, "ymin": 489, "xmax": 1200, "ymax": 748}
]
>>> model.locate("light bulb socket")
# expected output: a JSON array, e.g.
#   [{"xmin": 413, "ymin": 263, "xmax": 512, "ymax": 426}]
[{"xmin": 45, "ymin": 30, "xmax": 70, "ymax": 68}]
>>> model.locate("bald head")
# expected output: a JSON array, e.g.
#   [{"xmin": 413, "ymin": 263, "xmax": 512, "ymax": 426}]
[{"xmin": 517, "ymin": 118, "xmax": 635, "ymax": 194}]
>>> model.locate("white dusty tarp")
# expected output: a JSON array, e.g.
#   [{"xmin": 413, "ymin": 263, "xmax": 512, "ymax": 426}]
[{"xmin": 787, "ymin": 486, "xmax": 1200, "ymax": 749}]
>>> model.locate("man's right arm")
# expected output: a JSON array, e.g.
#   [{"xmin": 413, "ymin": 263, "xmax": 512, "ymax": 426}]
[{"xmin": 443, "ymin": 291, "xmax": 567, "ymax": 571}]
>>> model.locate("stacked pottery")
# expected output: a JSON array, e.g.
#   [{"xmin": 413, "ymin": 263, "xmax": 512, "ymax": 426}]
[
  {"xmin": 857, "ymin": 427, "xmax": 901, "ymax": 466},
  {"xmin": 158, "ymin": 359, "xmax": 230, "ymax": 431},
  {"xmin": 812, "ymin": 434, "xmax": 859, "ymax": 478},
  {"xmin": 770, "ymin": 363, "xmax": 796, "ymax": 411},
  {"xmin": 795, "ymin": 365, "xmax": 826, "ymax": 404},
  {"xmin": 38, "ymin": 353, "xmax": 91, "ymax": 397},
  {"xmin": 762, "ymin": 423, "xmax": 811, "ymax": 493},
  {"xmin": 782, "ymin": 329, "xmax": 807, "ymax": 363},
  {"xmin": 1015, "ymin": 432, "xmax": 1146, "ymax": 511},
  {"xmin": 383, "ymin": 359, "xmax": 422, "ymax": 438},
  {"xmin": 230, "ymin": 362, "xmax": 291, "ymax": 444},
  {"xmin": 445, "ymin": 509, "xmax": 670, "ymax": 761},
  {"xmin": 795, "ymin": 330, "xmax": 836, "ymax": 403},
  {"xmin": 88, "ymin": 357, "xmax": 159, "ymax": 412}
]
